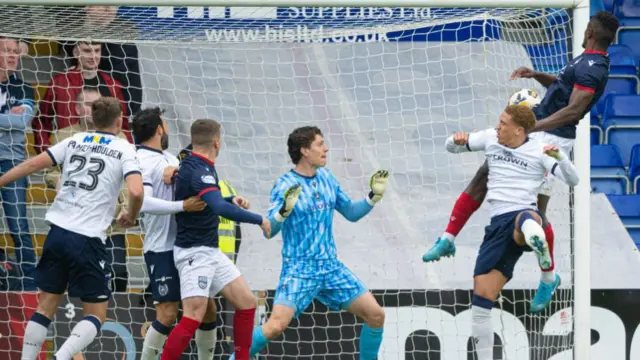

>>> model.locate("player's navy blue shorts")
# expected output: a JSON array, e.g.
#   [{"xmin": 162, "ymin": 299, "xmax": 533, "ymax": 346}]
[
  {"xmin": 274, "ymin": 259, "xmax": 367, "ymax": 318},
  {"xmin": 144, "ymin": 250, "xmax": 181, "ymax": 304},
  {"xmin": 474, "ymin": 209, "xmax": 540, "ymax": 280},
  {"xmin": 35, "ymin": 224, "xmax": 110, "ymax": 302}
]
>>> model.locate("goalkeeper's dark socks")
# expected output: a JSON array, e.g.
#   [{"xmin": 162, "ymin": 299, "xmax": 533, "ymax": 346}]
[
  {"xmin": 540, "ymin": 222, "xmax": 556, "ymax": 284},
  {"xmin": 160, "ymin": 316, "xmax": 200, "ymax": 360},
  {"xmin": 359, "ymin": 323, "xmax": 384, "ymax": 360},
  {"xmin": 233, "ymin": 308, "xmax": 256, "ymax": 360},
  {"xmin": 22, "ymin": 312, "xmax": 51, "ymax": 360},
  {"xmin": 445, "ymin": 192, "xmax": 481, "ymax": 239}
]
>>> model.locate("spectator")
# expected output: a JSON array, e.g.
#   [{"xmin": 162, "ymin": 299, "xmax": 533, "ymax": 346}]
[
  {"xmin": 32, "ymin": 40, "xmax": 132, "ymax": 155},
  {"xmin": 44, "ymin": 86, "xmax": 130, "ymax": 292},
  {"xmin": 0, "ymin": 37, "xmax": 36, "ymax": 291},
  {"xmin": 62, "ymin": 6, "xmax": 143, "ymax": 117}
]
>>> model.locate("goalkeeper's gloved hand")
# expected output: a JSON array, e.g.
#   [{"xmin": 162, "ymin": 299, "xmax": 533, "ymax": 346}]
[
  {"xmin": 275, "ymin": 184, "xmax": 302, "ymax": 222},
  {"xmin": 367, "ymin": 170, "xmax": 389, "ymax": 205}
]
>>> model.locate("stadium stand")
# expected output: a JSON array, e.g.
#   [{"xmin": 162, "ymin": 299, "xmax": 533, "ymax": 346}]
[{"xmin": 590, "ymin": 0, "xmax": 640, "ymax": 249}]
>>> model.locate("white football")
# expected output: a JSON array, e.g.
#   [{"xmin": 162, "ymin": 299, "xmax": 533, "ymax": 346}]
[{"xmin": 509, "ymin": 88, "xmax": 541, "ymax": 109}]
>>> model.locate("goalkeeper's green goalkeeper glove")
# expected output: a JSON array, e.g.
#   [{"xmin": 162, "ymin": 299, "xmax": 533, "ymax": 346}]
[
  {"xmin": 367, "ymin": 170, "xmax": 389, "ymax": 205},
  {"xmin": 274, "ymin": 184, "xmax": 302, "ymax": 222}
]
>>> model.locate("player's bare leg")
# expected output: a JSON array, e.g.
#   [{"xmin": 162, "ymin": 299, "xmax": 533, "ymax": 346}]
[
  {"xmin": 347, "ymin": 292, "xmax": 385, "ymax": 360},
  {"xmin": 21, "ymin": 292, "xmax": 63, "ymax": 360},
  {"xmin": 141, "ymin": 301, "xmax": 179, "ymax": 360},
  {"xmin": 54, "ymin": 301, "xmax": 108, "ymax": 360},
  {"xmin": 219, "ymin": 276, "xmax": 257, "ymax": 360},
  {"xmin": 423, "ymin": 160, "xmax": 488, "ymax": 262},
  {"xmin": 472, "ymin": 270, "xmax": 508, "ymax": 360}
]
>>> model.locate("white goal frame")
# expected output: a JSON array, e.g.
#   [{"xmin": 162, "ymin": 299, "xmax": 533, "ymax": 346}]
[{"xmin": 3, "ymin": 0, "xmax": 591, "ymax": 358}]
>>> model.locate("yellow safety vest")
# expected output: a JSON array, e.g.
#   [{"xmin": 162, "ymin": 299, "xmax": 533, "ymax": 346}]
[{"xmin": 218, "ymin": 180, "xmax": 238, "ymax": 262}]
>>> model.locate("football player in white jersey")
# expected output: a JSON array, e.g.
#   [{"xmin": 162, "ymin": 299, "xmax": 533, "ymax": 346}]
[
  {"xmin": 0, "ymin": 97, "xmax": 144, "ymax": 360},
  {"xmin": 131, "ymin": 108, "xmax": 219, "ymax": 360},
  {"xmin": 443, "ymin": 105, "xmax": 578, "ymax": 360}
]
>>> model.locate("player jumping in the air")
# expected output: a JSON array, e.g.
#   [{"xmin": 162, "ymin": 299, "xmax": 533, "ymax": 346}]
[
  {"xmin": 423, "ymin": 10, "xmax": 619, "ymax": 313},
  {"xmin": 8, "ymin": 97, "xmax": 144, "ymax": 360},
  {"xmin": 160, "ymin": 119, "xmax": 277, "ymax": 360},
  {"xmin": 230, "ymin": 126, "xmax": 390, "ymax": 360},
  {"xmin": 446, "ymin": 105, "xmax": 578, "ymax": 359},
  {"xmin": 130, "ymin": 108, "xmax": 219, "ymax": 360}
]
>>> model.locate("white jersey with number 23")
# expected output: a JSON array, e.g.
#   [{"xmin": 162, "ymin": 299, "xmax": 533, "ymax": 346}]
[{"xmin": 45, "ymin": 131, "xmax": 141, "ymax": 241}]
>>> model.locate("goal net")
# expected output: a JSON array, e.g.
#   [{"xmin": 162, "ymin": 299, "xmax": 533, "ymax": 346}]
[{"xmin": 0, "ymin": 4, "xmax": 580, "ymax": 359}]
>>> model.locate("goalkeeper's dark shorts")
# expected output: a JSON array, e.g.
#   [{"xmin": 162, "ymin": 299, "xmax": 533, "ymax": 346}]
[
  {"xmin": 473, "ymin": 209, "xmax": 540, "ymax": 281},
  {"xmin": 35, "ymin": 224, "xmax": 111, "ymax": 303}
]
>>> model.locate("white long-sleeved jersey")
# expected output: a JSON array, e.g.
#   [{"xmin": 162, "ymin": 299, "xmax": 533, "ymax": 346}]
[{"xmin": 446, "ymin": 128, "xmax": 579, "ymax": 217}]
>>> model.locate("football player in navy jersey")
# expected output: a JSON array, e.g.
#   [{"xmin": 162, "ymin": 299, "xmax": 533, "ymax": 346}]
[{"xmin": 423, "ymin": 11, "xmax": 619, "ymax": 313}]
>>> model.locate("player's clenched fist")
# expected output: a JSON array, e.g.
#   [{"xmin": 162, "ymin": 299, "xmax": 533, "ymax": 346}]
[
  {"xmin": 163, "ymin": 166, "xmax": 178, "ymax": 185},
  {"xmin": 452, "ymin": 132, "xmax": 470, "ymax": 146},
  {"xmin": 510, "ymin": 66, "xmax": 535, "ymax": 80},
  {"xmin": 543, "ymin": 144, "xmax": 563, "ymax": 160},
  {"xmin": 232, "ymin": 195, "xmax": 250, "ymax": 209},
  {"xmin": 368, "ymin": 169, "xmax": 389, "ymax": 204}
]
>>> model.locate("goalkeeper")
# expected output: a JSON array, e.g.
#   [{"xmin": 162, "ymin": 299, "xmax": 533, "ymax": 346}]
[{"xmin": 230, "ymin": 126, "xmax": 389, "ymax": 360}]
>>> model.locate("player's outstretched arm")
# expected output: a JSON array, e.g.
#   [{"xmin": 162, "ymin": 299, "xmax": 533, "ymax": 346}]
[
  {"xmin": 335, "ymin": 170, "xmax": 389, "ymax": 222},
  {"xmin": 0, "ymin": 150, "xmax": 54, "ymax": 188},
  {"xmin": 533, "ymin": 88, "xmax": 594, "ymax": 133},
  {"xmin": 445, "ymin": 129, "xmax": 493, "ymax": 153},
  {"xmin": 266, "ymin": 183, "xmax": 302, "ymax": 239},
  {"xmin": 542, "ymin": 145, "xmax": 579, "ymax": 186},
  {"xmin": 140, "ymin": 185, "xmax": 205, "ymax": 215},
  {"xmin": 200, "ymin": 189, "xmax": 265, "ymax": 225},
  {"xmin": 510, "ymin": 67, "xmax": 556, "ymax": 88}
]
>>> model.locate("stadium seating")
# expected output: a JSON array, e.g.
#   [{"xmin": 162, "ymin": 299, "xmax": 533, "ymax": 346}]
[
  {"xmin": 615, "ymin": 0, "xmax": 640, "ymax": 61},
  {"xmin": 629, "ymin": 144, "xmax": 640, "ymax": 193},
  {"xmin": 607, "ymin": 194, "xmax": 640, "ymax": 245},
  {"xmin": 608, "ymin": 44, "xmax": 638, "ymax": 75},
  {"xmin": 591, "ymin": 144, "xmax": 629, "ymax": 194},
  {"xmin": 603, "ymin": 94, "xmax": 640, "ymax": 167},
  {"xmin": 591, "ymin": 113, "xmax": 602, "ymax": 144}
]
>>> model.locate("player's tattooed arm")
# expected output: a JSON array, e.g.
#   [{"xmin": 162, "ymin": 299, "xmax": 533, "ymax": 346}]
[{"xmin": 532, "ymin": 88, "xmax": 594, "ymax": 133}]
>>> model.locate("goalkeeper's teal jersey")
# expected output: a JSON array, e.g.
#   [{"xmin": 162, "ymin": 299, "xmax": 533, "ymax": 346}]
[{"xmin": 268, "ymin": 168, "xmax": 352, "ymax": 262}]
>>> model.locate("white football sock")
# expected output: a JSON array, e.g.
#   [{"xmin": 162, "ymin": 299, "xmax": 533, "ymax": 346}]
[
  {"xmin": 472, "ymin": 305, "xmax": 494, "ymax": 360},
  {"xmin": 21, "ymin": 313, "xmax": 51, "ymax": 360},
  {"xmin": 195, "ymin": 327, "xmax": 217, "ymax": 360},
  {"xmin": 141, "ymin": 321, "xmax": 170, "ymax": 360},
  {"xmin": 441, "ymin": 232, "xmax": 456, "ymax": 243},
  {"xmin": 541, "ymin": 270, "xmax": 556, "ymax": 284},
  {"xmin": 54, "ymin": 316, "xmax": 100, "ymax": 360}
]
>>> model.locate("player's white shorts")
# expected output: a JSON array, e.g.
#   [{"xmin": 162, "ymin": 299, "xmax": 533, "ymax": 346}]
[
  {"xmin": 173, "ymin": 245, "xmax": 240, "ymax": 299},
  {"xmin": 530, "ymin": 132, "xmax": 575, "ymax": 196}
]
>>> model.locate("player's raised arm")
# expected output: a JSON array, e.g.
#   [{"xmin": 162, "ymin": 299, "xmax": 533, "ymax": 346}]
[
  {"xmin": 510, "ymin": 66, "xmax": 556, "ymax": 88},
  {"xmin": 334, "ymin": 170, "xmax": 389, "ymax": 222},
  {"xmin": 0, "ymin": 137, "xmax": 70, "ymax": 188},
  {"xmin": 265, "ymin": 180, "xmax": 302, "ymax": 239},
  {"xmin": 445, "ymin": 129, "xmax": 494, "ymax": 153},
  {"xmin": 541, "ymin": 145, "xmax": 579, "ymax": 186}
]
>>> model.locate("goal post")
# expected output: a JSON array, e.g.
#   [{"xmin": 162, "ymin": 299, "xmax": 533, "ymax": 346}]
[{"xmin": 0, "ymin": 0, "xmax": 591, "ymax": 359}]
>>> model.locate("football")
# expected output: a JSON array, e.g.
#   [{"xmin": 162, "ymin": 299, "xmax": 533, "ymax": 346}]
[{"xmin": 509, "ymin": 88, "xmax": 541, "ymax": 109}]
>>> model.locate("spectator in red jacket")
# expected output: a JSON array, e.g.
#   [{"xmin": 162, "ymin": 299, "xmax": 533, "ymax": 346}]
[{"xmin": 32, "ymin": 41, "xmax": 132, "ymax": 153}]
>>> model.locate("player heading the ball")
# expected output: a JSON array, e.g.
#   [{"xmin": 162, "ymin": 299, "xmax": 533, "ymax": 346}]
[
  {"xmin": 440, "ymin": 105, "xmax": 578, "ymax": 359},
  {"xmin": 6, "ymin": 97, "xmax": 144, "ymax": 360},
  {"xmin": 230, "ymin": 126, "xmax": 389, "ymax": 360},
  {"xmin": 423, "ymin": 10, "xmax": 619, "ymax": 313}
]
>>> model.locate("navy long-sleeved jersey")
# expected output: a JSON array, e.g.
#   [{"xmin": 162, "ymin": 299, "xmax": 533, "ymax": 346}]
[
  {"xmin": 534, "ymin": 50, "xmax": 609, "ymax": 139},
  {"xmin": 174, "ymin": 153, "xmax": 221, "ymax": 248}
]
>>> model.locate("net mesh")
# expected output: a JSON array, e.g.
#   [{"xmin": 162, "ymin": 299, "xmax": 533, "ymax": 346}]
[{"xmin": 0, "ymin": 4, "xmax": 577, "ymax": 359}]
